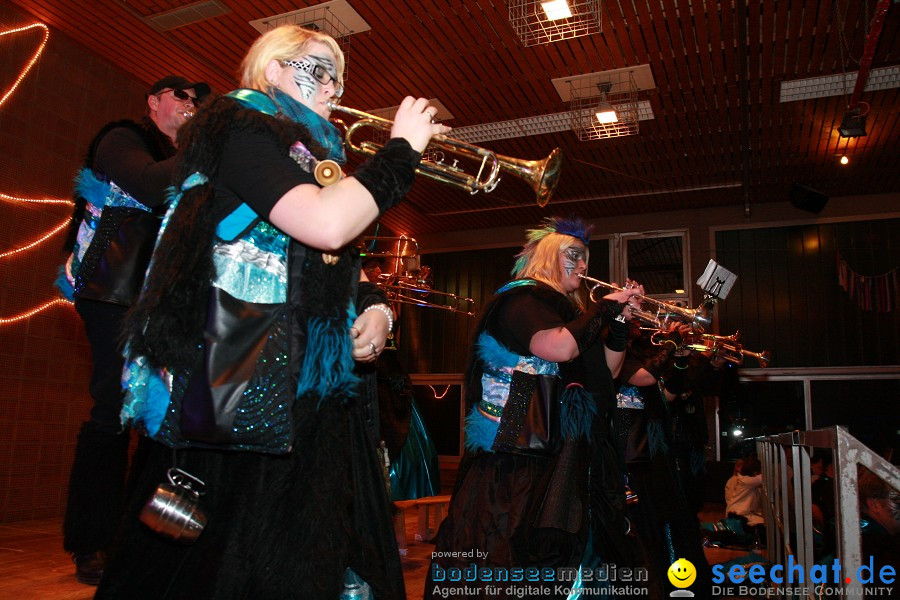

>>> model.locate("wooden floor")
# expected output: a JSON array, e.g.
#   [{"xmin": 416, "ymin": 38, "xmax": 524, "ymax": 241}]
[{"xmin": 0, "ymin": 504, "xmax": 758, "ymax": 599}]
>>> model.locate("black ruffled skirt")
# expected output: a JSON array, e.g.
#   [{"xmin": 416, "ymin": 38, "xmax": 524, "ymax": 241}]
[
  {"xmin": 96, "ymin": 394, "xmax": 404, "ymax": 600},
  {"xmin": 426, "ymin": 442, "xmax": 588, "ymax": 600}
]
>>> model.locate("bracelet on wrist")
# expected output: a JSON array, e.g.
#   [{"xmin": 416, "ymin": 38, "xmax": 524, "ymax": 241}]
[{"xmin": 363, "ymin": 303, "xmax": 394, "ymax": 332}]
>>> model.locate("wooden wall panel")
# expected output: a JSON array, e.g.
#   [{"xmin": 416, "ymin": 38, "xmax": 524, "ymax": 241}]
[{"xmin": 715, "ymin": 217, "xmax": 900, "ymax": 368}]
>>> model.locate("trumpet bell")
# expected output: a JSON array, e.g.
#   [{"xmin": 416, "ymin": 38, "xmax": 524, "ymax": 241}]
[
  {"xmin": 746, "ymin": 349, "xmax": 772, "ymax": 368},
  {"xmin": 500, "ymin": 146, "xmax": 562, "ymax": 208}
]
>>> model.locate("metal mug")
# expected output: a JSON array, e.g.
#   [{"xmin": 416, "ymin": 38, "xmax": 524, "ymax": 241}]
[{"xmin": 139, "ymin": 467, "xmax": 207, "ymax": 544}]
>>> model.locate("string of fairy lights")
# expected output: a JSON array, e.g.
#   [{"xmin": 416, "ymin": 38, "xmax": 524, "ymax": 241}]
[{"xmin": 0, "ymin": 22, "xmax": 76, "ymax": 325}]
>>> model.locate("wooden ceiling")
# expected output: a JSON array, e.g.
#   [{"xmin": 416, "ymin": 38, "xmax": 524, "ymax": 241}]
[{"xmin": 11, "ymin": 0, "xmax": 900, "ymax": 237}]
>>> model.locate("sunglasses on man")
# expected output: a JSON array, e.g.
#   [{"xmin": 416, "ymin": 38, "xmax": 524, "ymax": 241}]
[{"xmin": 158, "ymin": 88, "xmax": 199, "ymax": 106}]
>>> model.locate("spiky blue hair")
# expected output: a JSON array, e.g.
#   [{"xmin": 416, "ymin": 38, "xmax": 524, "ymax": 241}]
[{"xmin": 511, "ymin": 216, "xmax": 593, "ymax": 276}]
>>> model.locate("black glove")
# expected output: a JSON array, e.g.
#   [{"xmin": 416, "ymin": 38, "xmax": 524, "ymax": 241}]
[
  {"xmin": 353, "ymin": 138, "xmax": 421, "ymax": 214},
  {"xmin": 604, "ymin": 306, "xmax": 629, "ymax": 352}
]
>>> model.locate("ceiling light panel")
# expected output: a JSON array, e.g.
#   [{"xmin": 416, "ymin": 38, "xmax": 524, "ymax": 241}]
[
  {"xmin": 146, "ymin": 1, "xmax": 230, "ymax": 32},
  {"xmin": 779, "ymin": 66, "xmax": 900, "ymax": 103}
]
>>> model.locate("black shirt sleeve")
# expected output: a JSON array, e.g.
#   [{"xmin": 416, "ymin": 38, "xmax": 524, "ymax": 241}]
[
  {"xmin": 216, "ymin": 128, "xmax": 318, "ymax": 219},
  {"xmin": 492, "ymin": 291, "xmax": 566, "ymax": 356},
  {"xmin": 93, "ymin": 127, "xmax": 177, "ymax": 208}
]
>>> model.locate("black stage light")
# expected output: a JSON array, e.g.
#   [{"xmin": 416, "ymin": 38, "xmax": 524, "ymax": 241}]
[{"xmin": 838, "ymin": 111, "xmax": 867, "ymax": 138}]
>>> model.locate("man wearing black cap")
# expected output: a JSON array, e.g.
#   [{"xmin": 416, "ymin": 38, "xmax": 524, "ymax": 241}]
[{"xmin": 59, "ymin": 75, "xmax": 209, "ymax": 585}]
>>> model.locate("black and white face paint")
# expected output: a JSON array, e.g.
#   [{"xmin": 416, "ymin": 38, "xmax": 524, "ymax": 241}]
[
  {"xmin": 283, "ymin": 55, "xmax": 342, "ymax": 102},
  {"xmin": 561, "ymin": 246, "xmax": 587, "ymax": 277}
]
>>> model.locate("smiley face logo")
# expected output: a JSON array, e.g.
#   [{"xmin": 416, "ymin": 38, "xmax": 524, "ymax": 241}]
[{"xmin": 667, "ymin": 558, "xmax": 697, "ymax": 588}]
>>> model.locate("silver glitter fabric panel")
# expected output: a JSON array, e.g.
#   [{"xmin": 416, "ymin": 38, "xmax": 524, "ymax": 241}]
[{"xmin": 490, "ymin": 370, "xmax": 538, "ymax": 453}]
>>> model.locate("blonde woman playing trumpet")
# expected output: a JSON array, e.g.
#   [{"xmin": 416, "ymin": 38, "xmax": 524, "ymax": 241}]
[{"xmin": 98, "ymin": 25, "xmax": 447, "ymax": 599}]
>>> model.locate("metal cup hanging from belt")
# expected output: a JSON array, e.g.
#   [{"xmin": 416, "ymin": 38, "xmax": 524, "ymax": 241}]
[{"xmin": 139, "ymin": 467, "xmax": 207, "ymax": 543}]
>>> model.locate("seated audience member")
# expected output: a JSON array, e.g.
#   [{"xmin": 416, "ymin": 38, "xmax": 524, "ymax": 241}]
[
  {"xmin": 724, "ymin": 458, "xmax": 745, "ymax": 506},
  {"xmin": 725, "ymin": 456, "xmax": 766, "ymax": 547}
]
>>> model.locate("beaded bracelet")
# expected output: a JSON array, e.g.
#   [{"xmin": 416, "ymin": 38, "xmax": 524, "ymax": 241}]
[{"xmin": 363, "ymin": 303, "xmax": 394, "ymax": 332}]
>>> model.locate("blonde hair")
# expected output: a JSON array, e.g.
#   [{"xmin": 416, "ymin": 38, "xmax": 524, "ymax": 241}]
[
  {"xmin": 514, "ymin": 232, "xmax": 589, "ymax": 311},
  {"xmin": 240, "ymin": 25, "xmax": 345, "ymax": 93}
]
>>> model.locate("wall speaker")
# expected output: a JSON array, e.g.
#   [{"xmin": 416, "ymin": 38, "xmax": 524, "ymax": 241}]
[{"xmin": 790, "ymin": 183, "xmax": 829, "ymax": 214}]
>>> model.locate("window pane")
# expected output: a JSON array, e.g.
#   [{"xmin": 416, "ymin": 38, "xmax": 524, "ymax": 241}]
[
  {"xmin": 810, "ymin": 379, "xmax": 900, "ymax": 455},
  {"xmin": 588, "ymin": 238, "xmax": 611, "ymax": 282},
  {"xmin": 626, "ymin": 235, "xmax": 685, "ymax": 296},
  {"xmin": 720, "ymin": 380, "xmax": 805, "ymax": 460}
]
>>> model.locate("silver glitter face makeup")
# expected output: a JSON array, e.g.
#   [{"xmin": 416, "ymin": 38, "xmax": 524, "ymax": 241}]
[{"xmin": 562, "ymin": 246, "xmax": 587, "ymax": 276}]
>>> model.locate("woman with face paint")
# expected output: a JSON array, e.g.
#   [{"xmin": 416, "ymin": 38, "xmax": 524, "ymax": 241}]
[
  {"xmin": 426, "ymin": 217, "xmax": 645, "ymax": 600},
  {"xmin": 96, "ymin": 25, "xmax": 448, "ymax": 599}
]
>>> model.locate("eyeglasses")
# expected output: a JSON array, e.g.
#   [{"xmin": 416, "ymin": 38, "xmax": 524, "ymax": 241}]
[
  {"xmin": 282, "ymin": 59, "xmax": 344, "ymax": 98},
  {"xmin": 157, "ymin": 88, "xmax": 199, "ymax": 106}
]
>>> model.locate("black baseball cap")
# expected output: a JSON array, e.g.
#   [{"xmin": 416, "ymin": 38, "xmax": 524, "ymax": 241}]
[{"xmin": 148, "ymin": 75, "xmax": 211, "ymax": 101}]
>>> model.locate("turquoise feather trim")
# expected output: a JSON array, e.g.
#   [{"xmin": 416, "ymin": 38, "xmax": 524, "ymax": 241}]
[
  {"xmin": 119, "ymin": 353, "xmax": 171, "ymax": 437},
  {"xmin": 560, "ymin": 384, "xmax": 596, "ymax": 440},
  {"xmin": 54, "ymin": 265, "xmax": 74, "ymax": 300},
  {"xmin": 647, "ymin": 419, "xmax": 669, "ymax": 457},
  {"xmin": 295, "ymin": 301, "xmax": 360, "ymax": 405},
  {"xmin": 143, "ymin": 372, "xmax": 172, "ymax": 436},
  {"xmin": 74, "ymin": 167, "xmax": 109, "ymax": 207},
  {"xmin": 464, "ymin": 408, "xmax": 498, "ymax": 452},
  {"xmin": 476, "ymin": 331, "xmax": 519, "ymax": 368}
]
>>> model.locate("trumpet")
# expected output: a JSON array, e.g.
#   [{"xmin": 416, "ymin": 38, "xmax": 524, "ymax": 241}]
[
  {"xmin": 327, "ymin": 102, "xmax": 562, "ymax": 207},
  {"xmin": 577, "ymin": 274, "xmax": 715, "ymax": 332},
  {"xmin": 652, "ymin": 329, "xmax": 772, "ymax": 367}
]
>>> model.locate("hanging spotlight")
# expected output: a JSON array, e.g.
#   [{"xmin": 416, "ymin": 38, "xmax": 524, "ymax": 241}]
[
  {"xmin": 509, "ymin": 0, "xmax": 601, "ymax": 47},
  {"xmin": 840, "ymin": 155, "xmax": 849, "ymax": 165},
  {"xmin": 838, "ymin": 108, "xmax": 867, "ymax": 138}
]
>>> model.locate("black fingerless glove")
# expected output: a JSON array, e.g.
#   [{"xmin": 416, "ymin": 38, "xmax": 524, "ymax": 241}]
[
  {"xmin": 356, "ymin": 281, "xmax": 389, "ymax": 313},
  {"xmin": 353, "ymin": 138, "xmax": 422, "ymax": 214},
  {"xmin": 565, "ymin": 300, "xmax": 624, "ymax": 352},
  {"xmin": 604, "ymin": 306, "xmax": 629, "ymax": 352}
]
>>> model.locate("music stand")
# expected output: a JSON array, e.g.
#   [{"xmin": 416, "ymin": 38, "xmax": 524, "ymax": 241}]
[{"xmin": 696, "ymin": 259, "xmax": 737, "ymax": 300}]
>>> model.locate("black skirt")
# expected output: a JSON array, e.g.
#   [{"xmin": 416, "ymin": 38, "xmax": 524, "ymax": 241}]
[{"xmin": 96, "ymin": 393, "xmax": 404, "ymax": 600}]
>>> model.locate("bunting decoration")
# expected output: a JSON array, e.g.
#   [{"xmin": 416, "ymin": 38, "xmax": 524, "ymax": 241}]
[{"xmin": 836, "ymin": 250, "xmax": 898, "ymax": 312}]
